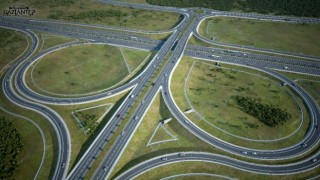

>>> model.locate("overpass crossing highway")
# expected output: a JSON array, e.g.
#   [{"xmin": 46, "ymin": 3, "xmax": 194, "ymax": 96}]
[{"xmin": 1, "ymin": 0, "xmax": 320, "ymax": 179}]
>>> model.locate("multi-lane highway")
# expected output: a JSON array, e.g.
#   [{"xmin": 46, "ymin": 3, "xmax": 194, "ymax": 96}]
[{"xmin": 1, "ymin": 0, "xmax": 320, "ymax": 179}]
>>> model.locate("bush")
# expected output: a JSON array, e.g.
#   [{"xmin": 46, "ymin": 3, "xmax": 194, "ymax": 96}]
[{"xmin": 0, "ymin": 117, "xmax": 23, "ymax": 179}]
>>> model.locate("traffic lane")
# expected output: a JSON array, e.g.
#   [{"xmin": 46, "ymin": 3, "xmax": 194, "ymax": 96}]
[{"xmin": 117, "ymin": 152, "xmax": 320, "ymax": 179}]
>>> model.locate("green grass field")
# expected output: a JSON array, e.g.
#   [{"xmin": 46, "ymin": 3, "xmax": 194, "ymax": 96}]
[
  {"xmin": 187, "ymin": 61, "xmax": 301, "ymax": 140},
  {"xmin": 28, "ymin": 44, "xmax": 133, "ymax": 95},
  {"xmin": 120, "ymin": 48, "xmax": 150, "ymax": 72},
  {"xmin": 0, "ymin": 110, "xmax": 43, "ymax": 179},
  {"xmin": 119, "ymin": 0, "xmax": 147, "ymax": 4},
  {"xmin": 199, "ymin": 17, "xmax": 320, "ymax": 56},
  {"xmin": 148, "ymin": 124, "xmax": 176, "ymax": 145},
  {"xmin": 0, "ymin": 0, "xmax": 180, "ymax": 31},
  {"xmin": 171, "ymin": 56, "xmax": 310, "ymax": 149},
  {"xmin": 0, "ymin": 28, "xmax": 28, "ymax": 75},
  {"xmin": 277, "ymin": 71, "xmax": 320, "ymax": 106},
  {"xmin": 73, "ymin": 103, "xmax": 113, "ymax": 133},
  {"xmin": 0, "ymin": 94, "xmax": 55, "ymax": 179},
  {"xmin": 0, "ymin": 27, "xmax": 55, "ymax": 179},
  {"xmin": 40, "ymin": 33, "xmax": 75, "ymax": 51}
]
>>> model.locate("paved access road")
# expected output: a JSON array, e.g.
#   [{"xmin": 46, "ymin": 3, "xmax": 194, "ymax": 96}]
[
  {"xmin": 1, "ymin": 28, "xmax": 71, "ymax": 180},
  {"xmin": 116, "ymin": 151, "xmax": 320, "ymax": 179}
]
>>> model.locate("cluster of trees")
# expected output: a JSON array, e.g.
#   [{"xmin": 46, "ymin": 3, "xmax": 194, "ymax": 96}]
[
  {"xmin": 240, "ymin": 0, "xmax": 320, "ymax": 17},
  {"xmin": 0, "ymin": 117, "xmax": 23, "ymax": 179},
  {"xmin": 147, "ymin": 0, "xmax": 235, "ymax": 11},
  {"xmin": 74, "ymin": 111, "xmax": 98, "ymax": 135},
  {"xmin": 146, "ymin": 0, "xmax": 320, "ymax": 17},
  {"xmin": 68, "ymin": 10, "xmax": 128, "ymax": 20},
  {"xmin": 234, "ymin": 96, "xmax": 292, "ymax": 127}
]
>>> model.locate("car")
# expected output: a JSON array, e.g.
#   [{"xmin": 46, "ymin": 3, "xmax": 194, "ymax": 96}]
[
  {"xmin": 121, "ymin": 131, "xmax": 125, "ymax": 136},
  {"xmin": 241, "ymin": 151, "xmax": 248, "ymax": 155},
  {"xmin": 301, "ymin": 143, "xmax": 307, "ymax": 147},
  {"xmin": 164, "ymin": 73, "xmax": 168, "ymax": 77},
  {"xmin": 161, "ymin": 157, "xmax": 167, "ymax": 161},
  {"xmin": 311, "ymin": 158, "xmax": 317, "ymax": 163},
  {"xmin": 103, "ymin": 165, "xmax": 108, "ymax": 171},
  {"xmin": 252, "ymin": 152, "xmax": 257, "ymax": 155},
  {"xmin": 130, "ymin": 95, "xmax": 135, "ymax": 98},
  {"xmin": 284, "ymin": 66, "xmax": 288, "ymax": 70},
  {"xmin": 61, "ymin": 163, "xmax": 66, "ymax": 168},
  {"xmin": 107, "ymin": 92, "xmax": 112, "ymax": 95},
  {"xmin": 116, "ymin": 114, "xmax": 120, "ymax": 118},
  {"xmin": 134, "ymin": 116, "xmax": 139, "ymax": 120},
  {"xmin": 164, "ymin": 92, "xmax": 167, "ymax": 95},
  {"xmin": 178, "ymin": 153, "xmax": 185, "ymax": 156}
]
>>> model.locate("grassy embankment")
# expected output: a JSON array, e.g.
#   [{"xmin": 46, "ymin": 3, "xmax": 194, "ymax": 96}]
[
  {"xmin": 170, "ymin": 56, "xmax": 309, "ymax": 150},
  {"xmin": 25, "ymin": 44, "xmax": 150, "ymax": 95},
  {"xmin": 199, "ymin": 17, "xmax": 320, "ymax": 56},
  {"xmin": 0, "ymin": 28, "xmax": 54, "ymax": 179},
  {"xmin": 0, "ymin": 0, "xmax": 181, "ymax": 31}
]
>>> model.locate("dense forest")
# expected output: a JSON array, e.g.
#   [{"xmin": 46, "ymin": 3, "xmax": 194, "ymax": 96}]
[
  {"xmin": 0, "ymin": 118, "xmax": 23, "ymax": 179},
  {"xmin": 146, "ymin": 0, "xmax": 320, "ymax": 17},
  {"xmin": 234, "ymin": 96, "xmax": 292, "ymax": 127}
]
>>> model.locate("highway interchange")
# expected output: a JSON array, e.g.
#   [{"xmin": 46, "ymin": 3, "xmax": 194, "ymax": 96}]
[{"xmin": 1, "ymin": 0, "xmax": 320, "ymax": 179}]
